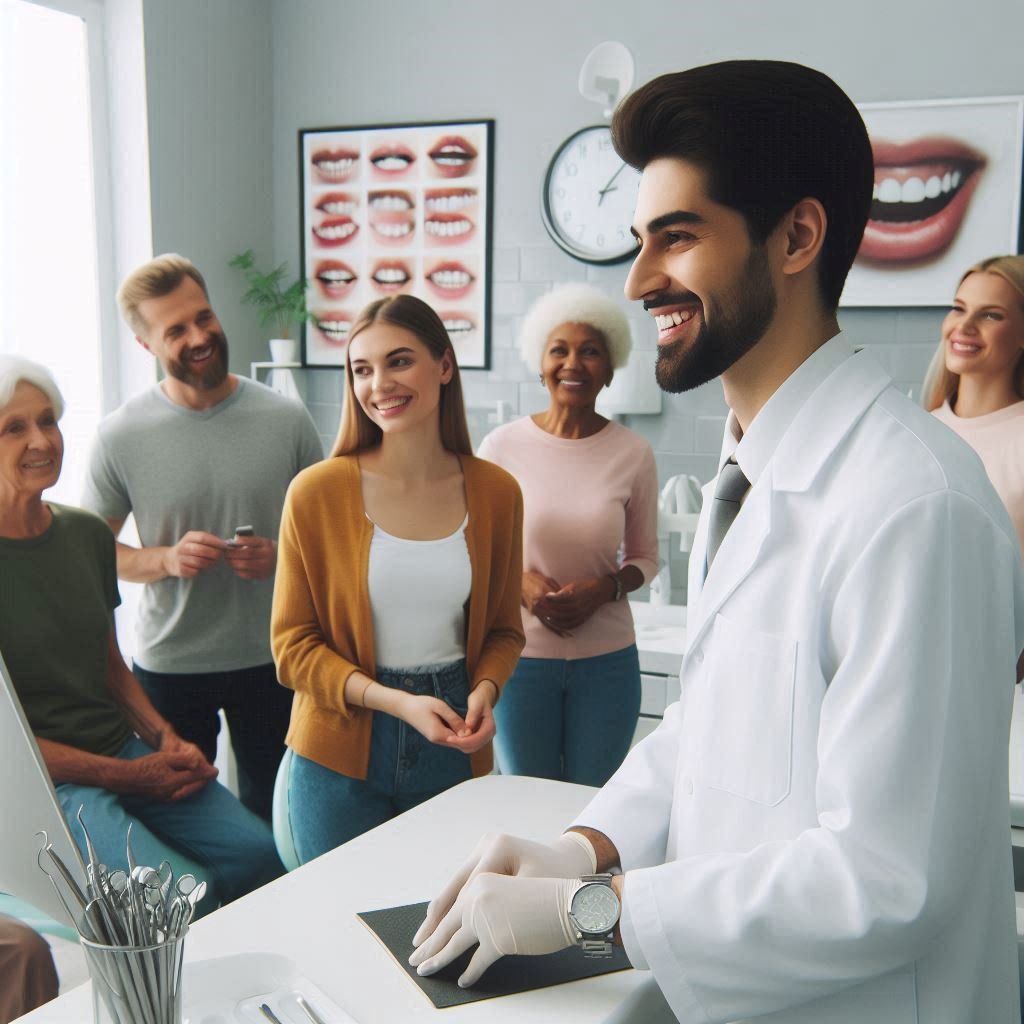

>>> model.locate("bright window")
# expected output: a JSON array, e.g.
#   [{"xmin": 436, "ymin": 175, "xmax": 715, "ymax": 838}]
[{"xmin": 1, "ymin": 0, "xmax": 108, "ymax": 504}]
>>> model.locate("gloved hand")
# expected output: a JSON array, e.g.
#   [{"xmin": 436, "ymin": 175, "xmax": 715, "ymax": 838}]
[
  {"xmin": 410, "ymin": 873, "xmax": 578, "ymax": 987},
  {"xmin": 411, "ymin": 832, "xmax": 596, "ymax": 948}
]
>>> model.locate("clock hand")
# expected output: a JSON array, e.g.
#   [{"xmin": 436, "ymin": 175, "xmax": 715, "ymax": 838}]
[{"xmin": 597, "ymin": 162, "xmax": 627, "ymax": 206}]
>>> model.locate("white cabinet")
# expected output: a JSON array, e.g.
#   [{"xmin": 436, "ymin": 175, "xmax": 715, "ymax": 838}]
[{"xmin": 629, "ymin": 600, "xmax": 687, "ymax": 749}]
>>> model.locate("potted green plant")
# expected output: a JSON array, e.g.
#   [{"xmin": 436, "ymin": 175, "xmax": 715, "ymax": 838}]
[{"xmin": 228, "ymin": 249, "xmax": 311, "ymax": 363}]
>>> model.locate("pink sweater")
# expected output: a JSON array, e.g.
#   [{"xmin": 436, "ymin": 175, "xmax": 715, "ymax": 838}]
[
  {"xmin": 478, "ymin": 416, "xmax": 659, "ymax": 659},
  {"xmin": 932, "ymin": 399, "xmax": 1024, "ymax": 555}
]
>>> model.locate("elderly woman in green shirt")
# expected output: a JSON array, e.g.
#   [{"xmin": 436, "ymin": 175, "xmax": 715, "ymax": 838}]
[{"xmin": 0, "ymin": 355, "xmax": 282, "ymax": 914}]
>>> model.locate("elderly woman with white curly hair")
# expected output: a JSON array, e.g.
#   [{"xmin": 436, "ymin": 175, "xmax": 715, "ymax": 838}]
[{"xmin": 478, "ymin": 283, "xmax": 659, "ymax": 785}]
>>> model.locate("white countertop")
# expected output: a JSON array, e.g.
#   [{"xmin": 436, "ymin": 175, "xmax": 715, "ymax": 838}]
[{"xmin": 629, "ymin": 599, "xmax": 688, "ymax": 676}]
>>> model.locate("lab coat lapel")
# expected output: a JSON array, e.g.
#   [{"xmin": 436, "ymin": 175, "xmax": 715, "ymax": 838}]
[{"xmin": 686, "ymin": 478, "xmax": 772, "ymax": 650}]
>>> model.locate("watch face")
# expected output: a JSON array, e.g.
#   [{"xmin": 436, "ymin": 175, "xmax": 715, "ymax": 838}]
[
  {"xmin": 542, "ymin": 126, "xmax": 642, "ymax": 265},
  {"xmin": 571, "ymin": 882, "xmax": 620, "ymax": 933}
]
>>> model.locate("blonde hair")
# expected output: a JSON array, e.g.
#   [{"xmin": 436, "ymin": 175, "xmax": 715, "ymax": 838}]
[
  {"xmin": 331, "ymin": 294, "xmax": 472, "ymax": 457},
  {"xmin": 923, "ymin": 255, "xmax": 1024, "ymax": 411},
  {"xmin": 117, "ymin": 254, "xmax": 209, "ymax": 336},
  {"xmin": 0, "ymin": 356, "xmax": 64, "ymax": 419}
]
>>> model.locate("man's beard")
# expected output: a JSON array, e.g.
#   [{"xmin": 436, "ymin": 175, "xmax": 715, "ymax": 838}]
[
  {"xmin": 166, "ymin": 330, "xmax": 230, "ymax": 391},
  {"xmin": 653, "ymin": 245, "xmax": 777, "ymax": 394}
]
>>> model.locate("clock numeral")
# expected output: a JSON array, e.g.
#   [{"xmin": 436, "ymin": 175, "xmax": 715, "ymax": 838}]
[
  {"xmin": 599, "ymin": 135, "xmax": 612, "ymax": 151},
  {"xmin": 576, "ymin": 223, "xmax": 586, "ymax": 239},
  {"xmin": 564, "ymin": 162, "xmax": 579, "ymax": 177},
  {"xmin": 596, "ymin": 233, "xmax": 605, "ymax": 248},
  {"xmin": 556, "ymin": 186, "xmax": 566, "ymax": 199},
  {"xmin": 563, "ymin": 210, "xmax": 572, "ymax": 223}
]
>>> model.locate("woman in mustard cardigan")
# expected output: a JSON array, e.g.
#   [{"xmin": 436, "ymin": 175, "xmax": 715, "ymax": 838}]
[{"xmin": 271, "ymin": 294, "xmax": 524, "ymax": 861}]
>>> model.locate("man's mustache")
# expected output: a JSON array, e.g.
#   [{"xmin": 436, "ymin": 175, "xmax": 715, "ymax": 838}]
[{"xmin": 643, "ymin": 292, "xmax": 701, "ymax": 311}]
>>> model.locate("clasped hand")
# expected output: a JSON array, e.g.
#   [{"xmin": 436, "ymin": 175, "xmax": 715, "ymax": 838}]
[
  {"xmin": 399, "ymin": 684, "xmax": 495, "ymax": 755},
  {"xmin": 524, "ymin": 571, "xmax": 612, "ymax": 634},
  {"xmin": 124, "ymin": 733, "xmax": 217, "ymax": 802}
]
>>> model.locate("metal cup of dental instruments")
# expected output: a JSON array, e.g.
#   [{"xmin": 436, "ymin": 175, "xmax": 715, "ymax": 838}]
[{"xmin": 37, "ymin": 810, "xmax": 206, "ymax": 1024}]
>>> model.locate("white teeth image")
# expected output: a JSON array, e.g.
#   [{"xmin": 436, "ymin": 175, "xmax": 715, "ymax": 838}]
[
  {"xmin": 319, "ymin": 270, "xmax": 354, "ymax": 284},
  {"xmin": 426, "ymin": 219, "xmax": 471, "ymax": 237},
  {"xmin": 942, "ymin": 172, "xmax": 951, "ymax": 191},
  {"xmin": 374, "ymin": 222, "xmax": 412, "ymax": 238},
  {"xmin": 443, "ymin": 318, "xmax": 473, "ymax": 333},
  {"xmin": 320, "ymin": 200, "xmax": 356, "ymax": 216},
  {"xmin": 877, "ymin": 178, "xmax": 902, "ymax": 203},
  {"xmin": 426, "ymin": 193, "xmax": 473, "ymax": 212},
  {"xmin": 376, "ymin": 397, "xmax": 409, "ymax": 410},
  {"xmin": 925, "ymin": 175, "xmax": 942, "ymax": 199},
  {"xmin": 373, "ymin": 155, "xmax": 411, "ymax": 170},
  {"xmin": 370, "ymin": 195, "xmax": 412, "ymax": 211},
  {"xmin": 315, "ymin": 158, "xmax": 354, "ymax": 176},
  {"xmin": 318, "ymin": 320, "xmax": 350, "ymax": 341},
  {"xmin": 315, "ymin": 222, "xmax": 356, "ymax": 240},
  {"xmin": 373, "ymin": 268, "xmax": 409, "ymax": 284},
  {"xmin": 429, "ymin": 270, "xmax": 471, "ymax": 289},
  {"xmin": 901, "ymin": 177, "xmax": 926, "ymax": 203},
  {"xmin": 872, "ymin": 183, "xmax": 878, "ymax": 200},
  {"xmin": 951, "ymin": 169, "xmax": 961, "ymax": 188}
]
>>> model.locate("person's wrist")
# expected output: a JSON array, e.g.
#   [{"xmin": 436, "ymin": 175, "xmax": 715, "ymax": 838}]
[
  {"xmin": 475, "ymin": 679, "xmax": 499, "ymax": 706},
  {"xmin": 555, "ymin": 831, "xmax": 598, "ymax": 875}
]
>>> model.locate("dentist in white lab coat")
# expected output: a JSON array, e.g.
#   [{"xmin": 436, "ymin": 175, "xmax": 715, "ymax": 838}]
[{"xmin": 411, "ymin": 59, "xmax": 1024, "ymax": 1023}]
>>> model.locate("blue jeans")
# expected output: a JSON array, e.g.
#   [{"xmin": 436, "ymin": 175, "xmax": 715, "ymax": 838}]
[
  {"xmin": 493, "ymin": 644, "xmax": 641, "ymax": 787},
  {"xmin": 288, "ymin": 660, "xmax": 474, "ymax": 864},
  {"xmin": 57, "ymin": 736, "xmax": 284, "ymax": 918},
  {"xmin": 133, "ymin": 661, "xmax": 292, "ymax": 823}
]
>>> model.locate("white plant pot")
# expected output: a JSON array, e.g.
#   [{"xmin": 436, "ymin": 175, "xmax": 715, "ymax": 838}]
[{"xmin": 269, "ymin": 338, "xmax": 298, "ymax": 364}]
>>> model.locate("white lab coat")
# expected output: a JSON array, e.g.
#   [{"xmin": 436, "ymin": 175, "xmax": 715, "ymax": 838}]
[{"xmin": 575, "ymin": 350, "xmax": 1024, "ymax": 1023}]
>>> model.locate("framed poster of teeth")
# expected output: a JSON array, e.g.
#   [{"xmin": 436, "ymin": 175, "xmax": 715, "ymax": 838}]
[
  {"xmin": 841, "ymin": 96, "xmax": 1023, "ymax": 307},
  {"xmin": 299, "ymin": 118, "xmax": 494, "ymax": 367}
]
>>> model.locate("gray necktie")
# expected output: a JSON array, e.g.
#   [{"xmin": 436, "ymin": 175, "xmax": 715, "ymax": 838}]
[{"xmin": 706, "ymin": 459, "xmax": 751, "ymax": 570}]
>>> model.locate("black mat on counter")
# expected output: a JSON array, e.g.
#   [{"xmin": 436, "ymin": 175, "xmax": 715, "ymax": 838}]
[{"xmin": 357, "ymin": 900, "xmax": 631, "ymax": 1008}]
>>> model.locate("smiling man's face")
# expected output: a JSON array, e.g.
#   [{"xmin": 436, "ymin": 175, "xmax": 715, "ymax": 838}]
[{"xmin": 624, "ymin": 157, "xmax": 778, "ymax": 393}]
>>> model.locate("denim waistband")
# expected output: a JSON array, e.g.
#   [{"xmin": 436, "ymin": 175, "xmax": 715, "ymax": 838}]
[{"xmin": 376, "ymin": 659, "xmax": 466, "ymax": 681}]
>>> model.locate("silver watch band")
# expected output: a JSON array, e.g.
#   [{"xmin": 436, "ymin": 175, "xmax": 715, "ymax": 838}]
[{"xmin": 570, "ymin": 874, "xmax": 618, "ymax": 958}]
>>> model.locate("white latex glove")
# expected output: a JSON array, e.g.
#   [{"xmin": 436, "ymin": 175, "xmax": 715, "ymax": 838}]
[
  {"xmin": 411, "ymin": 831, "xmax": 596, "ymax": 948},
  {"xmin": 410, "ymin": 873, "xmax": 578, "ymax": 987}
]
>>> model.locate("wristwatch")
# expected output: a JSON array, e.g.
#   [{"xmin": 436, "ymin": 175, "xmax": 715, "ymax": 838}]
[
  {"xmin": 568, "ymin": 874, "xmax": 620, "ymax": 957},
  {"xmin": 606, "ymin": 572, "xmax": 623, "ymax": 602}
]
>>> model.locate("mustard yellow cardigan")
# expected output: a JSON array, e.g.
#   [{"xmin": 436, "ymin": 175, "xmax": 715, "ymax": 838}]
[{"xmin": 271, "ymin": 453, "xmax": 525, "ymax": 779}]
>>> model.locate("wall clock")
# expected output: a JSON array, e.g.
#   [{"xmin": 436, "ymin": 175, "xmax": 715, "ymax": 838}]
[{"xmin": 541, "ymin": 125, "xmax": 642, "ymax": 265}]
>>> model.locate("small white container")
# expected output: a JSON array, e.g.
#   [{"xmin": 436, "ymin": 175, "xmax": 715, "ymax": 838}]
[{"xmin": 268, "ymin": 338, "xmax": 298, "ymax": 364}]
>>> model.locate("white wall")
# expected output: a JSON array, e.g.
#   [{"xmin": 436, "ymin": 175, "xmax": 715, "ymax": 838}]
[
  {"xmin": 140, "ymin": 0, "xmax": 275, "ymax": 373},
  {"xmin": 263, "ymin": 0, "xmax": 1023, "ymax": 597}
]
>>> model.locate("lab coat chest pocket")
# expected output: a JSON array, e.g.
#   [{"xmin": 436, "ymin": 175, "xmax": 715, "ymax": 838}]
[{"xmin": 697, "ymin": 613, "xmax": 797, "ymax": 806}]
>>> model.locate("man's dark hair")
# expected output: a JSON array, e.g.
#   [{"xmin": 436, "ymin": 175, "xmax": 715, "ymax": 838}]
[{"xmin": 612, "ymin": 60, "xmax": 873, "ymax": 311}]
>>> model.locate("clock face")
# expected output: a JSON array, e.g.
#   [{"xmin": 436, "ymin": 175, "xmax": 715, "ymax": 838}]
[{"xmin": 542, "ymin": 126, "xmax": 642, "ymax": 265}]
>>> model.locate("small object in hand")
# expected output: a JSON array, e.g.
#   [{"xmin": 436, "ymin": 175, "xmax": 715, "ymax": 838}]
[
  {"xmin": 258, "ymin": 1003, "xmax": 285, "ymax": 1024},
  {"xmin": 227, "ymin": 524, "xmax": 255, "ymax": 546}
]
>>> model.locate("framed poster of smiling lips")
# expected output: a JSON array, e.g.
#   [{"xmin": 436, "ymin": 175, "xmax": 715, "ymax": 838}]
[
  {"xmin": 841, "ymin": 96, "xmax": 1024, "ymax": 307},
  {"xmin": 299, "ymin": 119, "xmax": 494, "ymax": 368}
]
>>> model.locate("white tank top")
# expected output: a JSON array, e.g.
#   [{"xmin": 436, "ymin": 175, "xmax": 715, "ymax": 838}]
[{"xmin": 367, "ymin": 515, "xmax": 471, "ymax": 668}]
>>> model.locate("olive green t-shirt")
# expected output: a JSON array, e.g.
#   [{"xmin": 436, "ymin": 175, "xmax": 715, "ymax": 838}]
[{"xmin": 0, "ymin": 503, "xmax": 131, "ymax": 756}]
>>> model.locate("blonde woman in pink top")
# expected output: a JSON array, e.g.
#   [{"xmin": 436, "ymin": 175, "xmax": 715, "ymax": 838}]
[
  {"xmin": 478, "ymin": 283, "xmax": 659, "ymax": 785},
  {"xmin": 923, "ymin": 255, "xmax": 1024, "ymax": 555}
]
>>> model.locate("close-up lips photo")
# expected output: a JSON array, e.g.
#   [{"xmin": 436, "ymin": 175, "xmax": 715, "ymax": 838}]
[
  {"xmin": 427, "ymin": 135, "xmax": 478, "ymax": 179},
  {"xmin": 369, "ymin": 258, "xmax": 413, "ymax": 295},
  {"xmin": 312, "ymin": 215, "xmax": 359, "ymax": 248},
  {"xmin": 858, "ymin": 136, "xmax": 986, "ymax": 265},
  {"xmin": 311, "ymin": 146, "xmax": 360, "ymax": 184},
  {"xmin": 313, "ymin": 311, "xmax": 354, "ymax": 347},
  {"xmin": 369, "ymin": 143, "xmax": 416, "ymax": 178},
  {"xmin": 315, "ymin": 191, "xmax": 359, "ymax": 218},
  {"xmin": 424, "ymin": 259, "xmax": 476, "ymax": 301},
  {"xmin": 439, "ymin": 311, "xmax": 476, "ymax": 342},
  {"xmin": 368, "ymin": 190, "xmax": 415, "ymax": 245},
  {"xmin": 424, "ymin": 210, "xmax": 475, "ymax": 245},
  {"xmin": 313, "ymin": 259, "xmax": 358, "ymax": 301}
]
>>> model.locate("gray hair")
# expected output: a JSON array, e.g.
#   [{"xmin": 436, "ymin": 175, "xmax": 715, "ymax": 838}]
[
  {"xmin": 0, "ymin": 356, "xmax": 65, "ymax": 419},
  {"xmin": 518, "ymin": 283, "xmax": 633, "ymax": 373}
]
